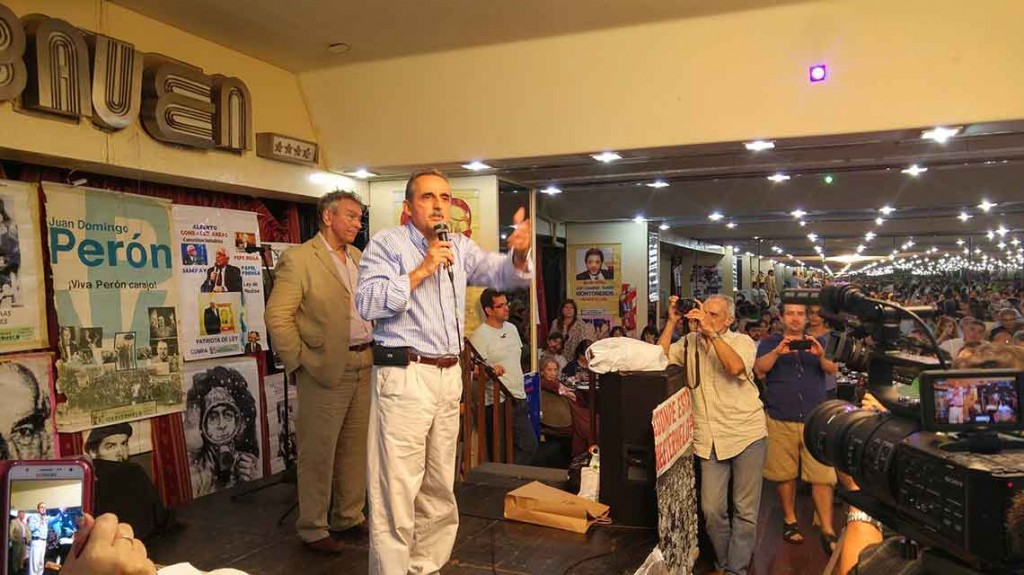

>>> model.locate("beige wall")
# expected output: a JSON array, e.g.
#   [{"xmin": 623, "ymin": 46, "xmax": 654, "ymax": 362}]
[
  {"xmin": 0, "ymin": 0, "xmax": 341, "ymax": 199},
  {"xmin": 301, "ymin": 0, "xmax": 1024, "ymax": 170},
  {"xmin": 566, "ymin": 222, "xmax": 648, "ymax": 332}
]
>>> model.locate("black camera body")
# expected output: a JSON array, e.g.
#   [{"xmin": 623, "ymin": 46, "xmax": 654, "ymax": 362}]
[
  {"xmin": 674, "ymin": 297, "xmax": 697, "ymax": 316},
  {"xmin": 794, "ymin": 284, "xmax": 1024, "ymax": 572}
]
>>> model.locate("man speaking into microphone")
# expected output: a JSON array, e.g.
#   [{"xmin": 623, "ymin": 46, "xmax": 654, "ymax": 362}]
[{"xmin": 356, "ymin": 169, "xmax": 532, "ymax": 574}]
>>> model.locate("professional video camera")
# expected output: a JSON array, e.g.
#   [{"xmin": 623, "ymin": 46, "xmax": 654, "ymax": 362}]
[{"xmin": 789, "ymin": 284, "xmax": 1024, "ymax": 573}]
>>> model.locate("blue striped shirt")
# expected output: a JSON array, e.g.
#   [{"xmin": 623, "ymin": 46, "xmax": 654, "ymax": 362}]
[{"xmin": 356, "ymin": 223, "xmax": 531, "ymax": 356}]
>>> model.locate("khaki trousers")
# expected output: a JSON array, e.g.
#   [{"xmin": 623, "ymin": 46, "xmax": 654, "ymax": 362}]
[
  {"xmin": 295, "ymin": 347, "xmax": 372, "ymax": 542},
  {"xmin": 368, "ymin": 361, "xmax": 462, "ymax": 575}
]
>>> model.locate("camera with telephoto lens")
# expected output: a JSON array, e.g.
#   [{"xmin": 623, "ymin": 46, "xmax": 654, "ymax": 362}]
[
  {"xmin": 786, "ymin": 284, "xmax": 1024, "ymax": 573},
  {"xmin": 674, "ymin": 297, "xmax": 697, "ymax": 316}
]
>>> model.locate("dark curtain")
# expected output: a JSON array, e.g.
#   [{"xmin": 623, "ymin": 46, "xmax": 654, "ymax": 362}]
[{"xmin": 4, "ymin": 161, "xmax": 313, "ymax": 243}]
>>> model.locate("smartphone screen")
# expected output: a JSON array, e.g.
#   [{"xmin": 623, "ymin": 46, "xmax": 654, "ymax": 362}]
[{"xmin": 5, "ymin": 463, "xmax": 87, "ymax": 575}]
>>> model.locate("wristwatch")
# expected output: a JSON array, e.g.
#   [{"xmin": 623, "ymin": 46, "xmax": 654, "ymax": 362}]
[{"xmin": 846, "ymin": 509, "xmax": 883, "ymax": 532}]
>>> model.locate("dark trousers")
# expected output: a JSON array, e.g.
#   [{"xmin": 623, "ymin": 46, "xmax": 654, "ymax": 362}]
[{"xmin": 484, "ymin": 398, "xmax": 539, "ymax": 465}]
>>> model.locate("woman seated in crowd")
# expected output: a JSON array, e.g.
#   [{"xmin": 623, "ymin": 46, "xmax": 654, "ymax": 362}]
[
  {"xmin": 538, "ymin": 357, "xmax": 594, "ymax": 456},
  {"xmin": 562, "ymin": 339, "xmax": 592, "ymax": 380}
]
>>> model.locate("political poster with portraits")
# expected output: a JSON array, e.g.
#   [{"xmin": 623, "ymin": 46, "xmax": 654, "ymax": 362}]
[
  {"xmin": 44, "ymin": 183, "xmax": 185, "ymax": 433},
  {"xmin": 0, "ymin": 353, "xmax": 56, "ymax": 460},
  {"xmin": 568, "ymin": 243, "xmax": 622, "ymax": 330},
  {"xmin": 0, "ymin": 180, "xmax": 48, "ymax": 353},
  {"xmin": 182, "ymin": 356, "xmax": 264, "ymax": 498},
  {"xmin": 173, "ymin": 206, "xmax": 266, "ymax": 361},
  {"xmin": 263, "ymin": 372, "xmax": 297, "ymax": 474}
]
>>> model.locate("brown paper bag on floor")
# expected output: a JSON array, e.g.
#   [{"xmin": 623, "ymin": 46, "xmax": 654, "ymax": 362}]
[{"xmin": 503, "ymin": 480, "xmax": 611, "ymax": 533}]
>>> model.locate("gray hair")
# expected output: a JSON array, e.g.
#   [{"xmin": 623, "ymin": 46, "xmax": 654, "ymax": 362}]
[
  {"xmin": 317, "ymin": 190, "xmax": 364, "ymax": 229},
  {"xmin": 705, "ymin": 294, "xmax": 736, "ymax": 319}
]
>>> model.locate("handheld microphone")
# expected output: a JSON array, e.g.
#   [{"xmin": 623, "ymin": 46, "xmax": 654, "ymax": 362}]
[{"xmin": 433, "ymin": 223, "xmax": 455, "ymax": 281}]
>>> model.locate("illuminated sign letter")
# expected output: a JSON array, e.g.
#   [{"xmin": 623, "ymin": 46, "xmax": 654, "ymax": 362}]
[
  {"xmin": 211, "ymin": 74, "xmax": 251, "ymax": 152},
  {"xmin": 21, "ymin": 15, "xmax": 91, "ymax": 118},
  {"xmin": 140, "ymin": 54, "xmax": 214, "ymax": 148},
  {"xmin": 88, "ymin": 34, "xmax": 142, "ymax": 131},
  {"xmin": 0, "ymin": 3, "xmax": 26, "ymax": 102}
]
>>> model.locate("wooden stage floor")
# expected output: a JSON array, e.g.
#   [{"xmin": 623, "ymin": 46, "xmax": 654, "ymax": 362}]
[{"xmin": 146, "ymin": 471, "xmax": 839, "ymax": 574}]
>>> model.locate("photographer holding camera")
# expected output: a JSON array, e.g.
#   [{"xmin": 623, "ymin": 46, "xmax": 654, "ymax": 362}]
[
  {"xmin": 658, "ymin": 295, "xmax": 766, "ymax": 575},
  {"xmin": 753, "ymin": 301, "xmax": 840, "ymax": 553}
]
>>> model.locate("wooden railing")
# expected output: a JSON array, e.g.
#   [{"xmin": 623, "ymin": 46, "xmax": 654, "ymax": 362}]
[{"xmin": 458, "ymin": 340, "xmax": 516, "ymax": 478}]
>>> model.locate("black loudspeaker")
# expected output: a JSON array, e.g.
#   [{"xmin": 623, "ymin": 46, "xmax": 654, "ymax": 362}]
[{"xmin": 597, "ymin": 366, "xmax": 684, "ymax": 527}]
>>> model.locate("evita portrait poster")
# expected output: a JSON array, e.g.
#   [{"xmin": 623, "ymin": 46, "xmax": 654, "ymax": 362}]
[
  {"xmin": 45, "ymin": 183, "xmax": 186, "ymax": 432},
  {"xmin": 173, "ymin": 205, "xmax": 266, "ymax": 361},
  {"xmin": 0, "ymin": 180, "xmax": 48, "ymax": 352}
]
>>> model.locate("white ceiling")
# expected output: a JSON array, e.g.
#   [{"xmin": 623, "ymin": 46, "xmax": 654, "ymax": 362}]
[{"xmin": 109, "ymin": 0, "xmax": 798, "ymax": 72}]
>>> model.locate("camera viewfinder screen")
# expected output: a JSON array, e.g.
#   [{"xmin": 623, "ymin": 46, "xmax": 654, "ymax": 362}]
[
  {"xmin": 7, "ymin": 478, "xmax": 84, "ymax": 569},
  {"xmin": 932, "ymin": 376, "xmax": 1019, "ymax": 426}
]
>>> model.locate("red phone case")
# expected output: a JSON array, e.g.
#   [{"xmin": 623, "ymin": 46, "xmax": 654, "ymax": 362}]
[{"xmin": 1, "ymin": 458, "xmax": 94, "ymax": 575}]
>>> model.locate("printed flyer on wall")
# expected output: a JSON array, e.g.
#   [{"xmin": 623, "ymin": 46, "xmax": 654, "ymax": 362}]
[
  {"xmin": 45, "ymin": 183, "xmax": 185, "ymax": 432},
  {"xmin": 173, "ymin": 205, "xmax": 266, "ymax": 361},
  {"xmin": 0, "ymin": 180, "xmax": 48, "ymax": 352}
]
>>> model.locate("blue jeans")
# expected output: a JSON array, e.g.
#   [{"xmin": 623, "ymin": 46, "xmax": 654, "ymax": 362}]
[{"xmin": 699, "ymin": 438, "xmax": 767, "ymax": 575}]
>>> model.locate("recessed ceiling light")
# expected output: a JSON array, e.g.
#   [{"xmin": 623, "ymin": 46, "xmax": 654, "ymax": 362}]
[
  {"xmin": 646, "ymin": 180, "xmax": 670, "ymax": 188},
  {"xmin": 342, "ymin": 168, "xmax": 377, "ymax": 179},
  {"xmin": 809, "ymin": 64, "xmax": 828, "ymax": 83},
  {"xmin": 790, "ymin": 209, "xmax": 807, "ymax": 218},
  {"xmin": 807, "ymin": 233, "xmax": 818, "ymax": 242},
  {"xmin": 1013, "ymin": 238, "xmax": 1021, "ymax": 246},
  {"xmin": 978, "ymin": 200, "xmax": 997, "ymax": 212},
  {"xmin": 998, "ymin": 241, "xmax": 1007, "ymax": 249},
  {"xmin": 462, "ymin": 160, "xmax": 493, "ymax": 171},
  {"xmin": 921, "ymin": 126, "xmax": 960, "ymax": 144},
  {"xmin": 767, "ymin": 173, "xmax": 791, "ymax": 183},
  {"xmin": 659, "ymin": 223, "xmax": 669, "ymax": 231},
  {"xmin": 987, "ymin": 230, "xmax": 995, "ymax": 241},
  {"xmin": 540, "ymin": 186, "xmax": 562, "ymax": 195},
  {"xmin": 726, "ymin": 222, "xmax": 737, "ymax": 229},
  {"xmin": 997, "ymin": 225, "xmax": 1009, "ymax": 236},
  {"xmin": 875, "ymin": 217, "xmax": 885, "ymax": 226},
  {"xmin": 958, "ymin": 211, "xmax": 973, "ymax": 222},
  {"xmin": 823, "ymin": 175, "xmax": 835, "ymax": 185},
  {"xmin": 865, "ymin": 231, "xmax": 876, "ymax": 240},
  {"xmin": 744, "ymin": 140, "xmax": 775, "ymax": 152},
  {"xmin": 879, "ymin": 206, "xmax": 895, "ymax": 215},
  {"xmin": 901, "ymin": 164, "xmax": 928, "ymax": 176},
  {"xmin": 814, "ymin": 245, "xmax": 823, "ymax": 253},
  {"xmin": 708, "ymin": 212, "xmax": 725, "ymax": 221},
  {"xmin": 956, "ymin": 238, "xmax": 965, "ymax": 245},
  {"xmin": 856, "ymin": 245, "xmax": 866, "ymax": 253},
  {"xmin": 798, "ymin": 220, "xmax": 807, "ymax": 227},
  {"xmin": 633, "ymin": 215, "xmax": 647, "ymax": 224},
  {"xmin": 327, "ymin": 42, "xmax": 351, "ymax": 54},
  {"xmin": 591, "ymin": 151, "xmax": 622, "ymax": 163}
]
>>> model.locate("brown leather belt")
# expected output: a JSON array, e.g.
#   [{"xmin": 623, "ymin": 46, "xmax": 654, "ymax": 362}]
[
  {"xmin": 349, "ymin": 341, "xmax": 374, "ymax": 352},
  {"xmin": 408, "ymin": 351, "xmax": 460, "ymax": 369}
]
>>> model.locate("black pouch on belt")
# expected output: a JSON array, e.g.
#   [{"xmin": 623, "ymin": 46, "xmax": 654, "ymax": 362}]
[{"xmin": 372, "ymin": 345, "xmax": 410, "ymax": 366}]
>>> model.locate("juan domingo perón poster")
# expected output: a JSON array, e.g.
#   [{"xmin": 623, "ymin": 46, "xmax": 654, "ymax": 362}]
[
  {"xmin": 172, "ymin": 205, "xmax": 266, "ymax": 361},
  {"xmin": 0, "ymin": 180, "xmax": 48, "ymax": 352},
  {"xmin": 45, "ymin": 183, "xmax": 185, "ymax": 432}
]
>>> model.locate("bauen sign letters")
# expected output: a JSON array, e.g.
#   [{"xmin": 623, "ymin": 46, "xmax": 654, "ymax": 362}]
[{"xmin": 0, "ymin": 3, "xmax": 251, "ymax": 152}]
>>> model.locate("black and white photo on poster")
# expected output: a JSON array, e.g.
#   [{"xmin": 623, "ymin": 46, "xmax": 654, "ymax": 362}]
[
  {"xmin": 0, "ymin": 353, "xmax": 57, "ymax": 461},
  {"xmin": 655, "ymin": 451, "xmax": 699, "ymax": 574},
  {"xmin": 80, "ymin": 419, "xmax": 154, "ymax": 461},
  {"xmin": 182, "ymin": 357, "xmax": 264, "ymax": 498},
  {"xmin": 263, "ymin": 373, "xmax": 297, "ymax": 474},
  {"xmin": 0, "ymin": 180, "xmax": 48, "ymax": 352}
]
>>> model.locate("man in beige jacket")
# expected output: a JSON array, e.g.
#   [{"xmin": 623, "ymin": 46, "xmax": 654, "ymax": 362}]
[{"xmin": 265, "ymin": 190, "xmax": 374, "ymax": 554}]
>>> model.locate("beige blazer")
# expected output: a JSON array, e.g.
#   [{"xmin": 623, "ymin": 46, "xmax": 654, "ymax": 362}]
[{"xmin": 264, "ymin": 236, "xmax": 362, "ymax": 387}]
